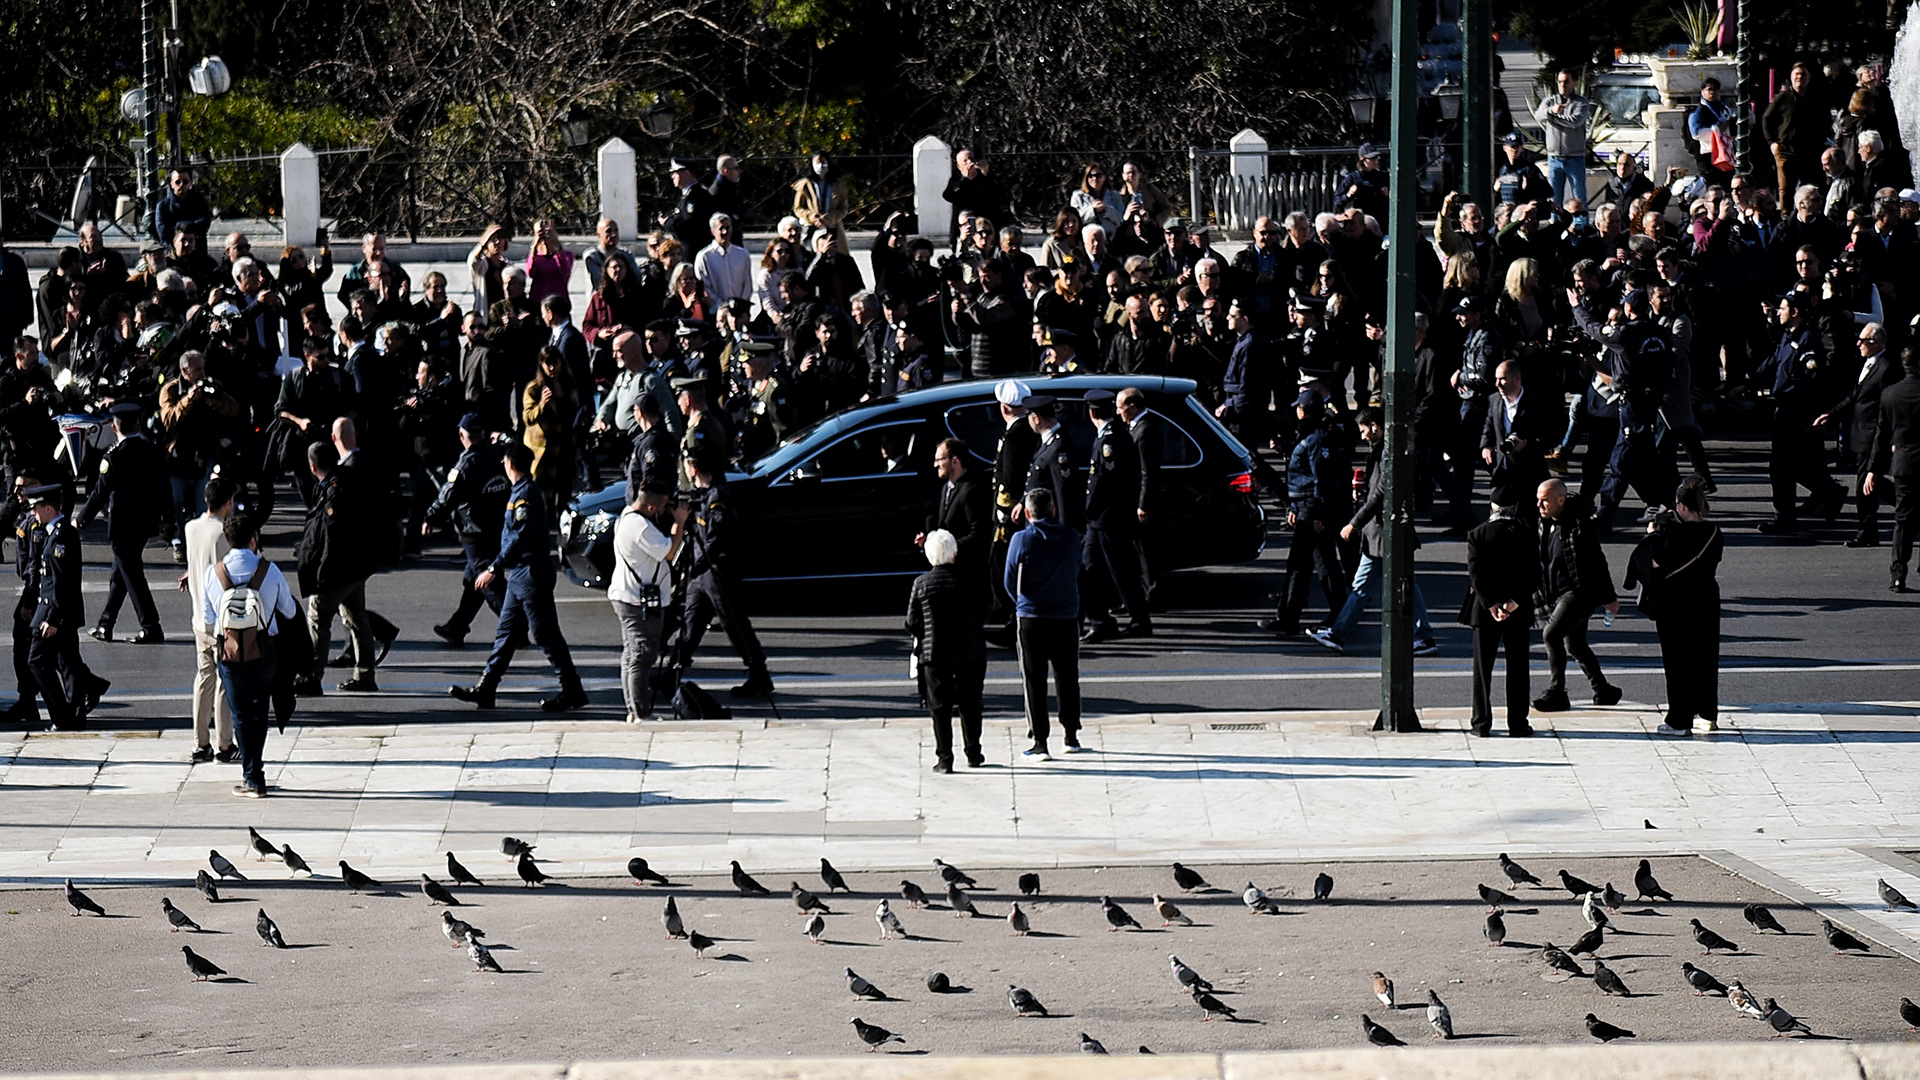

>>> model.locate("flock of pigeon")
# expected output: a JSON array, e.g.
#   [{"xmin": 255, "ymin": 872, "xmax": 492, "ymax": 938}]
[{"xmin": 50, "ymin": 838, "xmax": 1920, "ymax": 1054}]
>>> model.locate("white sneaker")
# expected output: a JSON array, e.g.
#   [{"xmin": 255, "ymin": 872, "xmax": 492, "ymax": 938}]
[
  {"xmin": 1307, "ymin": 628, "xmax": 1344, "ymax": 653},
  {"xmin": 1654, "ymin": 723, "xmax": 1692, "ymax": 737}
]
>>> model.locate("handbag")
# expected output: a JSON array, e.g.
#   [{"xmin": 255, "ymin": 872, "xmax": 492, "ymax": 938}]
[{"xmin": 1707, "ymin": 129, "xmax": 1734, "ymax": 172}]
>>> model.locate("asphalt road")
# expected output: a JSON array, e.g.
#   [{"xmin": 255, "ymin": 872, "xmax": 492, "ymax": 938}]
[
  {"xmin": 15, "ymin": 432, "xmax": 1920, "ymax": 732},
  {"xmin": 0, "ymin": 856, "xmax": 1906, "ymax": 1070}
]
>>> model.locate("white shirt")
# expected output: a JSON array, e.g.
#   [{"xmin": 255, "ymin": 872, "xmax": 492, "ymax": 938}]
[
  {"xmin": 183, "ymin": 512, "xmax": 231, "ymax": 632},
  {"xmin": 199, "ymin": 548, "xmax": 298, "ymax": 637},
  {"xmin": 608, "ymin": 509, "xmax": 673, "ymax": 607},
  {"xmin": 694, "ymin": 242, "xmax": 754, "ymax": 306}
]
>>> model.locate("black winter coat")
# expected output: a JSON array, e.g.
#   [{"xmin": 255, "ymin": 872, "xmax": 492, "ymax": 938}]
[{"xmin": 905, "ymin": 564, "xmax": 986, "ymax": 667}]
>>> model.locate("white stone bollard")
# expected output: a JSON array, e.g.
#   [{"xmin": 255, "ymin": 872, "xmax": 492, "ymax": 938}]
[
  {"xmin": 1229, "ymin": 129, "xmax": 1269, "ymax": 180},
  {"xmin": 599, "ymin": 138, "xmax": 639, "ymax": 240},
  {"xmin": 913, "ymin": 135, "xmax": 952, "ymax": 239},
  {"xmin": 280, "ymin": 143, "xmax": 320, "ymax": 247}
]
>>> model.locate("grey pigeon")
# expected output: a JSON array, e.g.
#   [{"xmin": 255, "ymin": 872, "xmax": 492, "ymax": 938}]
[
  {"xmin": 803, "ymin": 912, "xmax": 826, "ymax": 943},
  {"xmin": 1682, "ymin": 962, "xmax": 1727, "ymax": 996},
  {"xmin": 876, "ymin": 899, "xmax": 906, "ymax": 939},
  {"xmin": 1569, "ymin": 926, "xmax": 1604, "ymax": 956},
  {"xmin": 791, "ymin": 882, "xmax": 831, "ymax": 913},
  {"xmin": 247, "ymin": 827, "xmax": 279, "ymax": 861},
  {"xmin": 408, "ymin": 871, "xmax": 456, "ymax": 906},
  {"xmin": 662, "ymin": 896, "xmax": 685, "ymax": 938},
  {"xmin": 1822, "ymin": 918, "xmax": 1869, "ymax": 953},
  {"xmin": 1585, "ymin": 1013, "xmax": 1635, "ymax": 1041},
  {"xmin": 195, "ymin": 870, "xmax": 220, "ymax": 903},
  {"xmin": 1426, "ymin": 990, "xmax": 1453, "ymax": 1039},
  {"xmin": 1243, "ymin": 882, "xmax": 1280, "ymax": 914},
  {"xmin": 730, "ymin": 860, "xmax": 770, "ymax": 896},
  {"xmin": 1764, "ymin": 998, "xmax": 1813, "ymax": 1036},
  {"xmin": 500, "ymin": 837, "xmax": 533, "ymax": 860},
  {"xmin": 279, "ymin": 845, "xmax": 311, "ymax": 875},
  {"xmin": 1008, "ymin": 984, "xmax": 1048, "ymax": 1016},
  {"xmin": 1008, "ymin": 902, "xmax": 1030, "ymax": 935},
  {"xmin": 1541, "ymin": 942, "xmax": 1584, "ymax": 976},
  {"xmin": 1879, "ymin": 878, "xmax": 1917, "ymax": 911},
  {"xmin": 64, "ymin": 879, "xmax": 105, "ymax": 917},
  {"xmin": 1591, "ymin": 960, "xmax": 1630, "ymax": 996},
  {"xmin": 1313, "ymin": 872, "xmax": 1334, "ymax": 901},
  {"xmin": 256, "ymin": 908, "xmax": 285, "ymax": 948},
  {"xmin": 161, "ymin": 897, "xmax": 199, "ymax": 932},
  {"xmin": 1559, "ymin": 869, "xmax": 1599, "ymax": 897},
  {"xmin": 446, "ymin": 852, "xmax": 484, "ymax": 888},
  {"xmin": 899, "ymin": 880, "xmax": 929, "ymax": 908},
  {"xmin": 1478, "ymin": 883, "xmax": 1516, "ymax": 909},
  {"xmin": 442, "ymin": 911, "xmax": 482, "ymax": 947},
  {"xmin": 1102, "ymin": 896, "xmax": 1141, "ymax": 931},
  {"xmin": 1484, "ymin": 909, "xmax": 1506, "ymax": 947},
  {"xmin": 1900, "ymin": 997, "xmax": 1920, "ymax": 1031},
  {"xmin": 927, "ymin": 972, "xmax": 953, "ymax": 993},
  {"xmin": 469, "ymin": 939, "xmax": 503, "ymax": 973},
  {"xmin": 627, "ymin": 857, "xmax": 670, "ymax": 886},
  {"xmin": 1633, "ymin": 859, "xmax": 1672, "ymax": 901},
  {"xmin": 1018, "ymin": 872, "xmax": 1042, "ymax": 895},
  {"xmin": 182, "ymin": 945, "xmax": 225, "ymax": 980},
  {"xmin": 1170, "ymin": 955, "xmax": 1213, "ymax": 992},
  {"xmin": 1193, "ymin": 986, "xmax": 1236, "ymax": 1021},
  {"xmin": 1079, "ymin": 1032, "xmax": 1108, "ymax": 1054},
  {"xmin": 208, "ymin": 850, "xmax": 246, "ymax": 881},
  {"xmin": 687, "ymin": 930, "xmax": 715, "ymax": 957},
  {"xmin": 820, "ymin": 859, "xmax": 850, "ymax": 893},
  {"xmin": 1744, "ymin": 903, "xmax": 1787, "ymax": 934},
  {"xmin": 947, "ymin": 881, "xmax": 978, "ymax": 917},
  {"xmin": 1153, "ymin": 894, "xmax": 1193, "ymax": 926},
  {"xmin": 846, "ymin": 968, "xmax": 886, "ymax": 1000},
  {"xmin": 514, "ymin": 851, "xmax": 548, "ymax": 887},
  {"xmin": 935, "ymin": 859, "xmax": 976, "ymax": 887},
  {"xmin": 1172, "ymin": 862, "xmax": 1209, "ymax": 891},
  {"xmin": 850, "ymin": 1017, "xmax": 903, "ymax": 1051},
  {"xmin": 1691, "ymin": 918, "xmax": 1737, "ymax": 954},
  {"xmin": 1499, "ymin": 853, "xmax": 1541, "ymax": 887},
  {"xmin": 338, "ymin": 861, "xmax": 379, "ymax": 893},
  {"xmin": 1362, "ymin": 1014, "xmax": 1403, "ymax": 1046},
  {"xmin": 1601, "ymin": 882, "xmax": 1627, "ymax": 911}
]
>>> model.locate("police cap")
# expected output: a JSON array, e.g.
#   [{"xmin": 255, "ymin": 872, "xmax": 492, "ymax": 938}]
[
  {"xmin": 457, "ymin": 412, "xmax": 487, "ymax": 436},
  {"xmin": 23, "ymin": 483, "xmax": 63, "ymax": 506},
  {"xmin": 670, "ymin": 375, "xmax": 708, "ymax": 392},
  {"xmin": 108, "ymin": 402, "xmax": 145, "ymax": 420}
]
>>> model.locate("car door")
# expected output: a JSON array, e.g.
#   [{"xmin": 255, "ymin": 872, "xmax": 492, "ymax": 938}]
[{"xmin": 754, "ymin": 415, "xmax": 939, "ymax": 579}]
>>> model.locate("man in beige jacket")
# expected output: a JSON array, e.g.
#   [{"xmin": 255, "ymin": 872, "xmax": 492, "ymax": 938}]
[{"xmin": 179, "ymin": 477, "xmax": 235, "ymax": 763}]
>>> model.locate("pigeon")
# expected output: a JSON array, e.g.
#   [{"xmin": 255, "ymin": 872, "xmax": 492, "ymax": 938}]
[
  {"xmin": 1079, "ymin": 1032, "xmax": 1109, "ymax": 1054},
  {"xmin": 1822, "ymin": 918, "xmax": 1870, "ymax": 953},
  {"xmin": 1153, "ymin": 894, "xmax": 1193, "ymax": 927},
  {"xmin": 730, "ymin": 861, "xmax": 770, "ymax": 896},
  {"xmin": 1102, "ymin": 896, "xmax": 1141, "ymax": 931},
  {"xmin": 208, "ymin": 850, "xmax": 247, "ymax": 881},
  {"xmin": 469, "ymin": 939, "xmax": 503, "ymax": 973},
  {"xmin": 1601, "ymin": 882, "xmax": 1627, "ymax": 912},
  {"xmin": 1008, "ymin": 902, "xmax": 1031, "ymax": 936},
  {"xmin": 1138, "ymin": 1046, "xmax": 1154, "ymax": 1054},
  {"xmin": 1581, "ymin": 891, "xmax": 1612, "ymax": 931},
  {"xmin": 791, "ymin": 882, "xmax": 831, "ymax": 914},
  {"xmin": 280, "ymin": 845, "xmax": 312, "ymax": 876},
  {"xmin": 1691, "ymin": 918, "xmax": 1738, "ymax": 954},
  {"xmin": 1541, "ymin": 942, "xmax": 1585, "ymax": 976},
  {"xmin": 161, "ymin": 897, "xmax": 200, "ymax": 932},
  {"xmin": 876, "ymin": 899, "xmax": 906, "ymax": 940},
  {"xmin": 1900, "ymin": 997, "xmax": 1920, "ymax": 1031},
  {"xmin": 1008, "ymin": 984, "xmax": 1048, "ymax": 1016},
  {"xmin": 1591, "ymin": 960, "xmax": 1630, "ymax": 996},
  {"xmin": 1569, "ymin": 926, "xmax": 1605, "ymax": 956},
  {"xmin": 1372, "ymin": 971, "xmax": 1395, "ymax": 1007},
  {"xmin": 1243, "ymin": 882, "xmax": 1280, "ymax": 914},
  {"xmin": 421, "ymin": 875, "xmax": 460, "ymax": 907},
  {"xmin": 1633, "ymin": 859, "xmax": 1672, "ymax": 902},
  {"xmin": 662, "ymin": 895, "xmax": 686, "ymax": 938},
  {"xmin": 246, "ymin": 827, "xmax": 279, "ymax": 861},
  {"xmin": 1313, "ymin": 872, "xmax": 1334, "ymax": 901},
  {"xmin": 899, "ymin": 880, "xmax": 929, "ymax": 908},
  {"xmin": 255, "ymin": 908, "xmax": 285, "ymax": 948},
  {"xmin": 1172, "ymin": 862, "xmax": 1209, "ymax": 891},
  {"xmin": 195, "ymin": 870, "xmax": 221, "ymax": 904},
  {"xmin": 339, "ymin": 861, "xmax": 379, "ymax": 893},
  {"xmin": 627, "ymin": 857, "xmax": 670, "ymax": 887},
  {"xmin": 182, "ymin": 946, "xmax": 225, "ymax": 981},
  {"xmin": 687, "ymin": 930, "xmax": 715, "ymax": 958},
  {"xmin": 446, "ymin": 853, "xmax": 484, "ymax": 888},
  {"xmin": 1018, "ymin": 872, "xmax": 1042, "ymax": 895},
  {"xmin": 1681, "ymin": 962, "xmax": 1727, "ymax": 996},
  {"xmin": 1478, "ymin": 883, "xmax": 1516, "ymax": 909},
  {"xmin": 1584, "ymin": 1013, "xmax": 1635, "ymax": 1041},
  {"xmin": 442, "ymin": 911, "xmax": 482, "ymax": 948},
  {"xmin": 514, "ymin": 851, "xmax": 548, "ymax": 887},
  {"xmin": 1764, "ymin": 998, "xmax": 1813, "ymax": 1037},
  {"xmin": 500, "ymin": 837, "xmax": 534, "ymax": 860},
  {"xmin": 1484, "ymin": 909, "xmax": 1507, "ymax": 947},
  {"xmin": 850, "ymin": 1017, "xmax": 903, "ymax": 1051},
  {"xmin": 1729, "ymin": 980, "xmax": 1767, "ymax": 1020},
  {"xmin": 1743, "ymin": 903, "xmax": 1787, "ymax": 934},
  {"xmin": 1362, "ymin": 1014, "xmax": 1403, "ymax": 1046},
  {"xmin": 1559, "ymin": 869, "xmax": 1600, "ymax": 898},
  {"xmin": 935, "ymin": 859, "xmax": 977, "ymax": 888},
  {"xmin": 923, "ymin": 972, "xmax": 952, "ymax": 993},
  {"xmin": 64, "ymin": 879, "xmax": 105, "ymax": 917},
  {"xmin": 820, "ymin": 859, "xmax": 850, "ymax": 893},
  {"xmin": 1170, "ymin": 955, "xmax": 1213, "ymax": 992},
  {"xmin": 1192, "ymin": 985, "xmax": 1235, "ymax": 1021},
  {"xmin": 803, "ymin": 912, "xmax": 826, "ymax": 943},
  {"xmin": 1645, "ymin": 819, "xmax": 1657, "ymax": 829},
  {"xmin": 1426, "ymin": 990, "xmax": 1454, "ymax": 1039},
  {"xmin": 847, "ymin": 968, "xmax": 886, "ymax": 1000},
  {"xmin": 947, "ymin": 881, "xmax": 978, "ymax": 918},
  {"xmin": 1879, "ymin": 879, "xmax": 1917, "ymax": 911},
  {"xmin": 1499, "ymin": 853, "xmax": 1541, "ymax": 887}
]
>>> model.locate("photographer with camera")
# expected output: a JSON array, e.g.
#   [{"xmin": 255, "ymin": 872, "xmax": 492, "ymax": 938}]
[
  {"xmin": 952, "ymin": 258, "xmax": 1028, "ymax": 379},
  {"xmin": 158, "ymin": 349, "xmax": 243, "ymax": 529},
  {"xmin": 609, "ymin": 482, "xmax": 687, "ymax": 722}
]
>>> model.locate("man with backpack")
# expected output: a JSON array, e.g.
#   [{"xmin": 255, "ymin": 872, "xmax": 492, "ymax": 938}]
[{"xmin": 199, "ymin": 514, "xmax": 296, "ymax": 798}]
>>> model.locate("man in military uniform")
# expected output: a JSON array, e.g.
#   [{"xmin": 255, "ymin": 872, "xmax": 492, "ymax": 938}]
[
  {"xmin": 659, "ymin": 160, "xmax": 717, "ymax": 252},
  {"xmin": 674, "ymin": 445, "xmax": 774, "ymax": 697},
  {"xmin": 423, "ymin": 415, "xmax": 511, "ymax": 646},
  {"xmin": 1759, "ymin": 292, "xmax": 1849, "ymax": 533},
  {"xmin": 25, "ymin": 484, "xmax": 89, "ymax": 730},
  {"xmin": 625, "ymin": 393, "xmax": 679, "ymax": 507},
  {"xmin": 77, "ymin": 402, "xmax": 171, "ymax": 644},
  {"xmin": 675, "ymin": 376, "xmax": 728, "ymax": 494},
  {"xmin": 449, "ymin": 441, "xmax": 587, "ymax": 711},
  {"xmin": 1021, "ymin": 394, "xmax": 1086, "ymax": 530},
  {"xmin": 7, "ymin": 471, "xmax": 48, "ymax": 726},
  {"xmin": 1261, "ymin": 389, "xmax": 1351, "ymax": 636},
  {"xmin": 735, "ymin": 345, "xmax": 795, "ymax": 464},
  {"xmin": 985, "ymin": 379, "xmax": 1037, "ymax": 642},
  {"xmin": 1079, "ymin": 390, "xmax": 1151, "ymax": 643}
]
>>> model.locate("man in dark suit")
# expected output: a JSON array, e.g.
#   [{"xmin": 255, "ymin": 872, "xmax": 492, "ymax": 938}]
[
  {"xmin": 918, "ymin": 437, "xmax": 989, "ymax": 578},
  {"xmin": 1866, "ymin": 350, "xmax": 1920, "ymax": 591},
  {"xmin": 77, "ymin": 403, "xmax": 171, "ymax": 644},
  {"xmin": 1080, "ymin": 390, "xmax": 1150, "ymax": 643},
  {"xmin": 1819, "ymin": 321, "xmax": 1902, "ymax": 546},
  {"xmin": 542, "ymin": 294, "xmax": 593, "ymax": 396},
  {"xmin": 1480, "ymin": 360, "xmax": 1553, "ymax": 514},
  {"xmin": 1466, "ymin": 505, "xmax": 1540, "ymax": 737},
  {"xmin": 1118, "ymin": 387, "xmax": 1164, "ymax": 592}
]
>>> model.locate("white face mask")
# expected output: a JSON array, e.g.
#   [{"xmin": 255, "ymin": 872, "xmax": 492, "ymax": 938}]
[{"xmin": 813, "ymin": 162, "xmax": 828, "ymax": 177}]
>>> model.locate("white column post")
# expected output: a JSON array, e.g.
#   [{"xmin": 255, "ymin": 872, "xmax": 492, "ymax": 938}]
[
  {"xmin": 913, "ymin": 135, "xmax": 952, "ymax": 238},
  {"xmin": 280, "ymin": 142, "xmax": 320, "ymax": 247},
  {"xmin": 1229, "ymin": 128, "xmax": 1268, "ymax": 180},
  {"xmin": 598, "ymin": 137, "xmax": 638, "ymax": 240}
]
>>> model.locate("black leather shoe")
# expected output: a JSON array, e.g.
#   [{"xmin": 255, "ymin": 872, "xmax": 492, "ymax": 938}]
[
  {"xmin": 189, "ymin": 745, "xmax": 215, "ymax": 764},
  {"xmin": 966, "ymin": 756, "xmax": 987, "ymax": 769},
  {"xmin": 1508, "ymin": 724, "xmax": 1535, "ymax": 737},
  {"xmin": 79, "ymin": 677, "xmax": 108, "ymax": 716},
  {"xmin": 326, "ymin": 651, "xmax": 354, "ymax": 669},
  {"xmin": 123, "ymin": 628, "xmax": 164, "ymax": 644},
  {"xmin": 541, "ymin": 686, "xmax": 589, "ymax": 712},
  {"xmin": 1845, "ymin": 535, "xmax": 1880, "ymax": 548},
  {"xmin": 373, "ymin": 633, "xmax": 395, "ymax": 666},
  {"xmin": 336, "ymin": 675, "xmax": 379, "ymax": 693},
  {"xmin": 1531, "ymin": 689, "xmax": 1571, "ymax": 713},
  {"xmin": 448, "ymin": 684, "xmax": 496, "ymax": 708},
  {"xmin": 1757, "ymin": 519, "xmax": 1799, "ymax": 535},
  {"xmin": 1256, "ymin": 617, "xmax": 1298, "ymax": 635},
  {"xmin": 432, "ymin": 624, "xmax": 466, "ymax": 646},
  {"xmin": 932, "ymin": 761, "xmax": 953, "ymax": 775},
  {"xmin": 87, "ymin": 626, "xmax": 111, "ymax": 642},
  {"xmin": 1894, "ymin": 578, "xmax": 1911, "ymax": 594},
  {"xmin": 1592, "ymin": 684, "xmax": 1623, "ymax": 707},
  {"xmin": 1120, "ymin": 622, "xmax": 1154, "ymax": 637},
  {"xmin": 292, "ymin": 678, "xmax": 323, "ymax": 698},
  {"xmin": 731, "ymin": 671, "xmax": 775, "ymax": 698}
]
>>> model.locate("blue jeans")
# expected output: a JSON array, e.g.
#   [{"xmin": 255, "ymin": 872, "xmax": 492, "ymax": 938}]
[
  {"xmin": 1547, "ymin": 156, "xmax": 1585, "ymax": 205},
  {"xmin": 217, "ymin": 653, "xmax": 278, "ymax": 790},
  {"xmin": 1330, "ymin": 552, "xmax": 1434, "ymax": 645}
]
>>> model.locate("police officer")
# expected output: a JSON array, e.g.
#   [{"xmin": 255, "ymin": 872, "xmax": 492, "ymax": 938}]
[
  {"xmin": 735, "ymin": 344, "xmax": 795, "ymax": 464},
  {"xmin": 1080, "ymin": 390, "xmax": 1151, "ymax": 642},
  {"xmin": 674, "ymin": 445, "xmax": 775, "ymax": 697},
  {"xmin": 1262, "ymin": 388, "xmax": 1351, "ymax": 636},
  {"xmin": 1022, "ymin": 394, "xmax": 1085, "ymax": 529},
  {"xmin": 675, "ymin": 376, "xmax": 728, "ymax": 495},
  {"xmin": 625, "ymin": 393, "xmax": 679, "ymax": 507},
  {"xmin": 26, "ymin": 484, "xmax": 89, "ymax": 730},
  {"xmin": 986, "ymin": 379, "xmax": 1037, "ymax": 641},
  {"xmin": 1759, "ymin": 291, "xmax": 1849, "ymax": 534},
  {"xmin": 1591, "ymin": 289, "xmax": 1679, "ymax": 530},
  {"xmin": 423, "ymin": 414, "xmax": 510, "ymax": 646},
  {"xmin": 448, "ymin": 441, "xmax": 588, "ymax": 711},
  {"xmin": 77, "ymin": 402, "xmax": 171, "ymax": 644},
  {"xmin": 7, "ymin": 472, "xmax": 47, "ymax": 726}
]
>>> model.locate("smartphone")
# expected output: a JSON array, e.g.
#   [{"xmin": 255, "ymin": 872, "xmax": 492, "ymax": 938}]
[{"xmin": 315, "ymin": 226, "xmax": 328, "ymax": 247}]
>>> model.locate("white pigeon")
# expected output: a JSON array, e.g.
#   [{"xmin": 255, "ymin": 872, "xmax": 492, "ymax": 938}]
[{"xmin": 876, "ymin": 899, "xmax": 906, "ymax": 940}]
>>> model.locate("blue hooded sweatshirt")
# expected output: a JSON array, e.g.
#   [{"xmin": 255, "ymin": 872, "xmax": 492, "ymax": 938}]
[{"xmin": 1004, "ymin": 516, "xmax": 1081, "ymax": 619}]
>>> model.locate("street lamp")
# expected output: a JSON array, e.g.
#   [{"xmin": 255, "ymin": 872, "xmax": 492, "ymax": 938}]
[
  {"xmin": 560, "ymin": 106, "xmax": 592, "ymax": 149},
  {"xmin": 1347, "ymin": 92, "xmax": 1379, "ymax": 132},
  {"xmin": 187, "ymin": 56, "xmax": 231, "ymax": 97},
  {"xmin": 640, "ymin": 96, "xmax": 676, "ymax": 140},
  {"xmin": 1435, "ymin": 77, "xmax": 1463, "ymax": 121}
]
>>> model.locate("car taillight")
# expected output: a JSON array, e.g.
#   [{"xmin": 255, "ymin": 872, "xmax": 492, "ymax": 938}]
[{"xmin": 1228, "ymin": 471, "xmax": 1254, "ymax": 493}]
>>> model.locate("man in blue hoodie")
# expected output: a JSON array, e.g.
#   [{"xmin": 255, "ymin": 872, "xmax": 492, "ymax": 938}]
[{"xmin": 1005, "ymin": 487, "xmax": 1082, "ymax": 760}]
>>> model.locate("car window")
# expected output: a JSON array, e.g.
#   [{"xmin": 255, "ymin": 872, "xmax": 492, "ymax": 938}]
[
  {"xmin": 1140, "ymin": 408, "xmax": 1202, "ymax": 467},
  {"xmin": 944, "ymin": 403, "xmax": 1004, "ymax": 465},
  {"xmin": 796, "ymin": 420, "xmax": 926, "ymax": 481}
]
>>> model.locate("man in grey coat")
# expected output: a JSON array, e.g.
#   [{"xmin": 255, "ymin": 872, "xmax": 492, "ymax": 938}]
[{"xmin": 1533, "ymin": 70, "xmax": 1593, "ymax": 206}]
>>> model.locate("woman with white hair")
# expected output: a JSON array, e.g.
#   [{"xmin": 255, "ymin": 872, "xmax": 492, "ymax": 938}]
[{"xmin": 905, "ymin": 528, "xmax": 987, "ymax": 773}]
